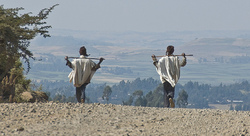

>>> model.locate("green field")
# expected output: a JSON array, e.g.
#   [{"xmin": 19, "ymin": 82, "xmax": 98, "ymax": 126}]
[
  {"xmin": 26, "ymin": 37, "xmax": 250, "ymax": 86},
  {"xmin": 26, "ymin": 60, "xmax": 250, "ymax": 87},
  {"xmin": 180, "ymin": 63, "xmax": 250, "ymax": 85}
]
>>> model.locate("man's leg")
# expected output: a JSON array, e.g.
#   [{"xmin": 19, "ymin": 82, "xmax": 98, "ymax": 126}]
[
  {"xmin": 80, "ymin": 83, "xmax": 87, "ymax": 103},
  {"xmin": 76, "ymin": 87, "xmax": 82, "ymax": 103},
  {"xmin": 163, "ymin": 81, "xmax": 175, "ymax": 108},
  {"xmin": 163, "ymin": 82, "xmax": 170, "ymax": 107},
  {"xmin": 168, "ymin": 85, "xmax": 175, "ymax": 108}
]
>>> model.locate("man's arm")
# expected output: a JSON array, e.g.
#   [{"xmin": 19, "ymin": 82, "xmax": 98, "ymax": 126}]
[
  {"xmin": 92, "ymin": 57, "xmax": 104, "ymax": 71},
  {"xmin": 65, "ymin": 56, "xmax": 73, "ymax": 68},
  {"xmin": 151, "ymin": 54, "xmax": 158, "ymax": 68},
  {"xmin": 180, "ymin": 53, "xmax": 187, "ymax": 67}
]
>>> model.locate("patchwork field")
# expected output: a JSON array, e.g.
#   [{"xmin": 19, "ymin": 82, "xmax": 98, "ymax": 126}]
[
  {"xmin": 26, "ymin": 33, "xmax": 250, "ymax": 86},
  {"xmin": 26, "ymin": 55, "xmax": 250, "ymax": 86}
]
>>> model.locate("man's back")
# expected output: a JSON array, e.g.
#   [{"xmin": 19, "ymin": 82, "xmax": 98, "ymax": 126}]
[{"xmin": 69, "ymin": 56, "xmax": 97, "ymax": 87}]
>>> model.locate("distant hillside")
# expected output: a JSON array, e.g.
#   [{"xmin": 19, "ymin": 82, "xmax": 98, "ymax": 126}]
[
  {"xmin": 177, "ymin": 38, "xmax": 250, "ymax": 63},
  {"xmin": 27, "ymin": 31, "xmax": 250, "ymax": 85}
]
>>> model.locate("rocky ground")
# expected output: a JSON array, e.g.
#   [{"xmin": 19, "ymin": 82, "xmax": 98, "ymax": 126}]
[{"xmin": 0, "ymin": 102, "xmax": 249, "ymax": 136}]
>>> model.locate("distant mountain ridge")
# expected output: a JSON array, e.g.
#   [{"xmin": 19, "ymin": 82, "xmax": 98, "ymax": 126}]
[
  {"xmin": 177, "ymin": 38, "xmax": 250, "ymax": 63},
  {"xmin": 27, "ymin": 30, "xmax": 250, "ymax": 85}
]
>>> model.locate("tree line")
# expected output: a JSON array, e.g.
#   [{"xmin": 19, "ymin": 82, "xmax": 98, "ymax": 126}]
[
  {"xmin": 35, "ymin": 78, "xmax": 250, "ymax": 110},
  {"xmin": 0, "ymin": 4, "xmax": 58, "ymax": 103}
]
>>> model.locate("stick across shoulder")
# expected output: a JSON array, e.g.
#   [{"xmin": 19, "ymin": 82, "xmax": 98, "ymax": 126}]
[{"xmin": 155, "ymin": 54, "xmax": 193, "ymax": 57}]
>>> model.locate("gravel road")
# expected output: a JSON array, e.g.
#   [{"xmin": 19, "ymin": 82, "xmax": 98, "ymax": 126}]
[{"xmin": 1, "ymin": 102, "xmax": 249, "ymax": 136}]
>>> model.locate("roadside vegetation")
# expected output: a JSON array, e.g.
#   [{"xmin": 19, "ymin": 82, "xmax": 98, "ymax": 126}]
[
  {"xmin": 35, "ymin": 78, "xmax": 250, "ymax": 110},
  {"xmin": 0, "ymin": 4, "xmax": 58, "ymax": 102}
]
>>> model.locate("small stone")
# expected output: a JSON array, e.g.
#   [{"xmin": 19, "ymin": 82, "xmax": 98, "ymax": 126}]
[
  {"xmin": 29, "ymin": 108, "xmax": 36, "ymax": 113},
  {"xmin": 17, "ymin": 127, "xmax": 24, "ymax": 131}
]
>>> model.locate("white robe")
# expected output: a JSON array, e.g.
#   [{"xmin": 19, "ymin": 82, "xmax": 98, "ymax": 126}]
[
  {"xmin": 156, "ymin": 56, "xmax": 181, "ymax": 87},
  {"xmin": 68, "ymin": 55, "xmax": 96, "ymax": 87}
]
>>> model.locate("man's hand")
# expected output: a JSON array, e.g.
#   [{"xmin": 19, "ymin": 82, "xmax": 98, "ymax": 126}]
[
  {"xmin": 93, "ymin": 57, "xmax": 105, "ymax": 70},
  {"xmin": 98, "ymin": 57, "xmax": 104, "ymax": 64},
  {"xmin": 65, "ymin": 56, "xmax": 72, "ymax": 67},
  {"xmin": 151, "ymin": 54, "xmax": 157, "ymax": 62},
  {"xmin": 65, "ymin": 56, "xmax": 68, "ymax": 60},
  {"xmin": 181, "ymin": 53, "xmax": 186, "ymax": 57}
]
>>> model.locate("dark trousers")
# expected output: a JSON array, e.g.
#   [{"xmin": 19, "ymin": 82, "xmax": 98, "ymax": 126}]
[
  {"xmin": 163, "ymin": 81, "xmax": 175, "ymax": 107},
  {"xmin": 76, "ymin": 83, "xmax": 87, "ymax": 103}
]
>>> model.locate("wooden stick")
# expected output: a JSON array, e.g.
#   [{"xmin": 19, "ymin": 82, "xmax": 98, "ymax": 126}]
[
  {"xmin": 155, "ymin": 54, "xmax": 193, "ymax": 57},
  {"xmin": 68, "ymin": 57, "xmax": 104, "ymax": 60}
]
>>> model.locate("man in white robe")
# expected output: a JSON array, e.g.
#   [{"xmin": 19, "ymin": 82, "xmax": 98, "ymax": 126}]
[
  {"xmin": 152, "ymin": 45, "xmax": 186, "ymax": 108},
  {"xmin": 65, "ymin": 46, "xmax": 104, "ymax": 103}
]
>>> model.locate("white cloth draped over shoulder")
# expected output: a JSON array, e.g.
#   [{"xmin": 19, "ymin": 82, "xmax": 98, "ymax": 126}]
[
  {"xmin": 156, "ymin": 56, "xmax": 181, "ymax": 87},
  {"xmin": 68, "ymin": 55, "xmax": 97, "ymax": 87}
]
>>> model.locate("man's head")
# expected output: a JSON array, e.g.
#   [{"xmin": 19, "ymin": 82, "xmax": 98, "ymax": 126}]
[
  {"xmin": 79, "ymin": 46, "xmax": 89, "ymax": 56},
  {"xmin": 166, "ymin": 45, "xmax": 174, "ymax": 55}
]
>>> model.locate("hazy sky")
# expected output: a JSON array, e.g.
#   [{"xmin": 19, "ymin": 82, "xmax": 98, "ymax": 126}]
[{"xmin": 2, "ymin": 0, "xmax": 250, "ymax": 32}]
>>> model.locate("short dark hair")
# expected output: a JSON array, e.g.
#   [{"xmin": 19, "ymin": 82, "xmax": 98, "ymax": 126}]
[
  {"xmin": 166, "ymin": 45, "xmax": 174, "ymax": 55},
  {"xmin": 79, "ymin": 46, "xmax": 89, "ymax": 56}
]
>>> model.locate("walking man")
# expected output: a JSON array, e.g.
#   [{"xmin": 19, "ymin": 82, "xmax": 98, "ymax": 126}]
[
  {"xmin": 65, "ymin": 46, "xmax": 104, "ymax": 103},
  {"xmin": 151, "ymin": 45, "xmax": 187, "ymax": 108}
]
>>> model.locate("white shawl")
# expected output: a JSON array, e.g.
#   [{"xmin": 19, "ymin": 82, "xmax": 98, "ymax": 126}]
[
  {"xmin": 68, "ymin": 55, "xmax": 96, "ymax": 87},
  {"xmin": 156, "ymin": 56, "xmax": 181, "ymax": 87}
]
